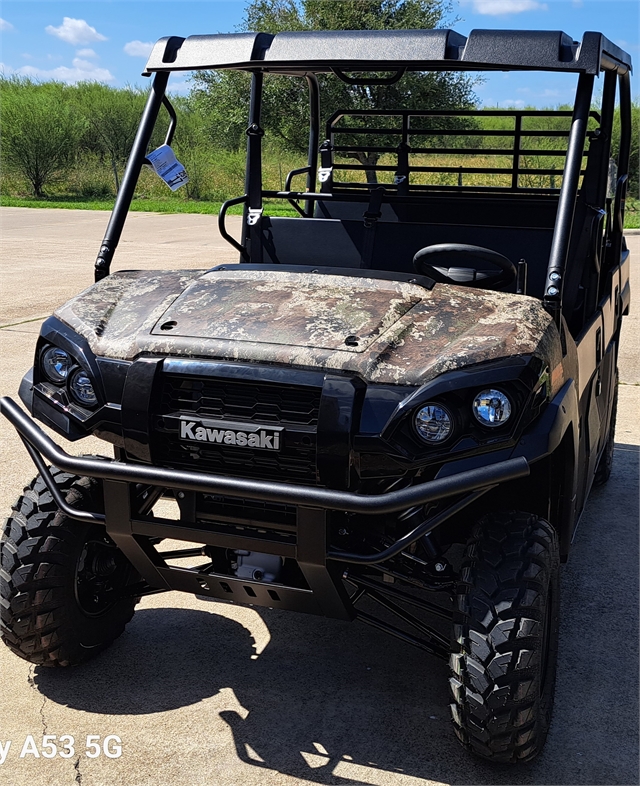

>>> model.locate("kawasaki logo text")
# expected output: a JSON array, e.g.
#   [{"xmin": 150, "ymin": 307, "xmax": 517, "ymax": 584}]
[{"xmin": 180, "ymin": 421, "xmax": 281, "ymax": 451}]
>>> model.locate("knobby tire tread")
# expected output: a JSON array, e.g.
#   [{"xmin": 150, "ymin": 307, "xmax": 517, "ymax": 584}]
[
  {"xmin": 1, "ymin": 468, "xmax": 137, "ymax": 667},
  {"xmin": 449, "ymin": 510, "xmax": 560, "ymax": 763}
]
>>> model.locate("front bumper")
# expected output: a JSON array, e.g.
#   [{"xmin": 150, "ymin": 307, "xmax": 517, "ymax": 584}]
[{"xmin": 1, "ymin": 396, "xmax": 529, "ymax": 621}]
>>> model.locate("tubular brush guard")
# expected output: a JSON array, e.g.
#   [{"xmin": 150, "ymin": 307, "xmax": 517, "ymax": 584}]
[{"xmin": 0, "ymin": 395, "xmax": 529, "ymax": 624}]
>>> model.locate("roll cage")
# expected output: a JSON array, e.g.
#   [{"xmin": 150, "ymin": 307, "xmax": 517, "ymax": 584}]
[{"xmin": 94, "ymin": 28, "xmax": 632, "ymax": 336}]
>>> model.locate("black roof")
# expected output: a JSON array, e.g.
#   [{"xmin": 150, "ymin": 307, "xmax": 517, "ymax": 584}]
[{"xmin": 143, "ymin": 29, "xmax": 631, "ymax": 77}]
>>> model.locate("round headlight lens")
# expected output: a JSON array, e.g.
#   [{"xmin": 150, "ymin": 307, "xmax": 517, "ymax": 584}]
[
  {"xmin": 473, "ymin": 389, "xmax": 511, "ymax": 427},
  {"xmin": 69, "ymin": 369, "xmax": 98, "ymax": 407},
  {"xmin": 41, "ymin": 346, "xmax": 71, "ymax": 383},
  {"xmin": 415, "ymin": 403, "xmax": 453, "ymax": 443}
]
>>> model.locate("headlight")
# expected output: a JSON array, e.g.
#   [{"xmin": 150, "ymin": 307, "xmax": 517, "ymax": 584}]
[
  {"xmin": 41, "ymin": 346, "xmax": 71, "ymax": 383},
  {"xmin": 414, "ymin": 403, "xmax": 453, "ymax": 443},
  {"xmin": 473, "ymin": 389, "xmax": 511, "ymax": 427},
  {"xmin": 69, "ymin": 369, "xmax": 98, "ymax": 407}
]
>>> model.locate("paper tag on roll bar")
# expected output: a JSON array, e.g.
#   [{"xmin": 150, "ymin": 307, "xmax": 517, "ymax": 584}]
[{"xmin": 146, "ymin": 145, "xmax": 189, "ymax": 191}]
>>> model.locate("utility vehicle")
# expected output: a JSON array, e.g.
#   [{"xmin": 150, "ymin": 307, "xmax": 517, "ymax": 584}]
[{"xmin": 0, "ymin": 29, "xmax": 632, "ymax": 763}]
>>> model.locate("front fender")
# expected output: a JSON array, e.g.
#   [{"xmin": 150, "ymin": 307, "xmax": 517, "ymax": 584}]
[
  {"xmin": 19, "ymin": 367, "xmax": 34, "ymax": 413},
  {"xmin": 511, "ymin": 378, "xmax": 579, "ymax": 465}
]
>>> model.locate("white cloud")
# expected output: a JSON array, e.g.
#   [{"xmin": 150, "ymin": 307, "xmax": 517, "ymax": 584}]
[
  {"xmin": 499, "ymin": 99, "xmax": 526, "ymax": 107},
  {"xmin": 518, "ymin": 87, "xmax": 566, "ymax": 99},
  {"xmin": 76, "ymin": 48, "xmax": 98, "ymax": 58},
  {"xmin": 167, "ymin": 77, "xmax": 192, "ymax": 96},
  {"xmin": 124, "ymin": 40, "xmax": 154, "ymax": 58},
  {"xmin": 465, "ymin": 0, "xmax": 548, "ymax": 15},
  {"xmin": 7, "ymin": 57, "xmax": 114, "ymax": 84},
  {"xmin": 45, "ymin": 17, "xmax": 107, "ymax": 46},
  {"xmin": 616, "ymin": 39, "xmax": 639, "ymax": 53},
  {"xmin": 1, "ymin": 18, "xmax": 14, "ymax": 32},
  {"xmin": 71, "ymin": 57, "xmax": 102, "ymax": 71}
]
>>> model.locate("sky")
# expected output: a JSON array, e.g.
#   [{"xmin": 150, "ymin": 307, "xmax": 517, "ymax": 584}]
[{"xmin": 0, "ymin": 0, "xmax": 637, "ymax": 106}]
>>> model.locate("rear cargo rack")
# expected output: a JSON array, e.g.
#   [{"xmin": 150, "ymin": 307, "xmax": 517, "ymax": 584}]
[{"xmin": 322, "ymin": 108, "xmax": 600, "ymax": 194}]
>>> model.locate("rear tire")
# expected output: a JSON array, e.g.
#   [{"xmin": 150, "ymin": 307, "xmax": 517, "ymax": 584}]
[
  {"xmin": 0, "ymin": 468, "xmax": 139, "ymax": 667},
  {"xmin": 449, "ymin": 511, "xmax": 560, "ymax": 763}
]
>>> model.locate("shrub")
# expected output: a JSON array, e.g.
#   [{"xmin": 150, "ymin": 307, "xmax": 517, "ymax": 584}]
[{"xmin": 0, "ymin": 77, "xmax": 87, "ymax": 196}]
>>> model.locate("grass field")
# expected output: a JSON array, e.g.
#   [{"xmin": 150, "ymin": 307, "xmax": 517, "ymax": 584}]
[
  {"xmin": 623, "ymin": 199, "xmax": 639, "ymax": 228},
  {"xmin": 2, "ymin": 193, "xmax": 638, "ymax": 228},
  {"xmin": 0, "ymin": 194, "xmax": 298, "ymax": 216}
]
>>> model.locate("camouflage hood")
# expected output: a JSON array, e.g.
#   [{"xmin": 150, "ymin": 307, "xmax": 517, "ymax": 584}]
[{"xmin": 55, "ymin": 268, "xmax": 559, "ymax": 386}]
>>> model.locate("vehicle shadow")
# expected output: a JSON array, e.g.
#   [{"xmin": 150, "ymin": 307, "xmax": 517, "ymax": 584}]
[{"xmin": 33, "ymin": 443, "xmax": 638, "ymax": 786}]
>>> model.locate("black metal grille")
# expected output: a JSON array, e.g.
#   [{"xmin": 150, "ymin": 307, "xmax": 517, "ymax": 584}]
[
  {"xmin": 154, "ymin": 374, "xmax": 321, "ymax": 484},
  {"xmin": 160, "ymin": 375, "xmax": 321, "ymax": 426},
  {"xmin": 156, "ymin": 440, "xmax": 318, "ymax": 483},
  {"xmin": 199, "ymin": 494, "xmax": 298, "ymax": 529}
]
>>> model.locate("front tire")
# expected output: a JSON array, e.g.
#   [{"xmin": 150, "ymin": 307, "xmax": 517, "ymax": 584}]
[
  {"xmin": 449, "ymin": 511, "xmax": 560, "ymax": 763},
  {"xmin": 0, "ymin": 468, "xmax": 139, "ymax": 667}
]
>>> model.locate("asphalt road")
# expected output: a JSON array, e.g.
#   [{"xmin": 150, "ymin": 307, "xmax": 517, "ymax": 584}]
[{"xmin": 0, "ymin": 208, "xmax": 637, "ymax": 786}]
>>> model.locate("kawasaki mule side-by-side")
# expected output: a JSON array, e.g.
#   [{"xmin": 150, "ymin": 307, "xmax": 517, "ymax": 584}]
[{"xmin": 0, "ymin": 29, "xmax": 632, "ymax": 763}]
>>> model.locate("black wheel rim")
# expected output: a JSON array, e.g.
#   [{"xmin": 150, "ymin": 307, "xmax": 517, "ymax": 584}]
[{"xmin": 75, "ymin": 537, "xmax": 131, "ymax": 617}]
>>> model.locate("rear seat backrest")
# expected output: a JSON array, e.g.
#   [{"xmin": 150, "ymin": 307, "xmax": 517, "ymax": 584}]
[
  {"xmin": 258, "ymin": 216, "xmax": 553, "ymax": 298},
  {"xmin": 260, "ymin": 217, "xmax": 363, "ymax": 268}
]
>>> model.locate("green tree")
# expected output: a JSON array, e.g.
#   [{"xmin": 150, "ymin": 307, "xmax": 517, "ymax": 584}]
[
  {"xmin": 0, "ymin": 77, "xmax": 87, "ymax": 196},
  {"xmin": 72, "ymin": 83, "xmax": 148, "ymax": 191},
  {"xmin": 169, "ymin": 95, "xmax": 214, "ymax": 199},
  {"xmin": 611, "ymin": 100, "xmax": 639, "ymax": 198},
  {"xmin": 191, "ymin": 0, "xmax": 477, "ymax": 183}
]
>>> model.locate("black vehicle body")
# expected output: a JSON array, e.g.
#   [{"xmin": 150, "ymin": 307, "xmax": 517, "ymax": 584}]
[{"xmin": 0, "ymin": 27, "xmax": 632, "ymax": 762}]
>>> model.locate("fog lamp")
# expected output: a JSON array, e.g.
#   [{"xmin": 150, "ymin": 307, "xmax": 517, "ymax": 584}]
[
  {"xmin": 473, "ymin": 389, "xmax": 511, "ymax": 427},
  {"xmin": 69, "ymin": 369, "xmax": 98, "ymax": 407}
]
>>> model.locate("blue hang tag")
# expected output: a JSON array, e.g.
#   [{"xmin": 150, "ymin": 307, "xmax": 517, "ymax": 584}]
[{"xmin": 147, "ymin": 144, "xmax": 189, "ymax": 191}]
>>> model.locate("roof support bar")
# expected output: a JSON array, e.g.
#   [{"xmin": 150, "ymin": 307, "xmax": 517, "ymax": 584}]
[
  {"xmin": 304, "ymin": 74, "xmax": 320, "ymax": 216},
  {"xmin": 587, "ymin": 70, "xmax": 617, "ymax": 207},
  {"xmin": 617, "ymin": 71, "xmax": 632, "ymax": 183},
  {"xmin": 594, "ymin": 71, "xmax": 618, "ymax": 205},
  {"xmin": 544, "ymin": 72, "xmax": 594, "ymax": 322},
  {"xmin": 94, "ymin": 71, "xmax": 170, "ymax": 281},
  {"xmin": 608, "ymin": 69, "xmax": 632, "ymax": 268},
  {"xmin": 243, "ymin": 71, "xmax": 264, "ymax": 262}
]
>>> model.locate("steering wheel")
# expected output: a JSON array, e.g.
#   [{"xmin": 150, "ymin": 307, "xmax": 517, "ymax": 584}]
[{"xmin": 413, "ymin": 243, "xmax": 517, "ymax": 288}]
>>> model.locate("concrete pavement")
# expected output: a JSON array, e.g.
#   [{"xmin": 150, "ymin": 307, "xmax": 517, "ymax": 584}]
[
  {"xmin": 0, "ymin": 208, "xmax": 637, "ymax": 786},
  {"xmin": 0, "ymin": 208, "xmax": 242, "ymax": 326}
]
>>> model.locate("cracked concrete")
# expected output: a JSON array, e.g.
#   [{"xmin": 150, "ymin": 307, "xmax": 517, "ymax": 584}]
[
  {"xmin": 73, "ymin": 756, "xmax": 83, "ymax": 785},
  {"xmin": 0, "ymin": 209, "xmax": 637, "ymax": 786},
  {"xmin": 27, "ymin": 666, "xmax": 49, "ymax": 737}
]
